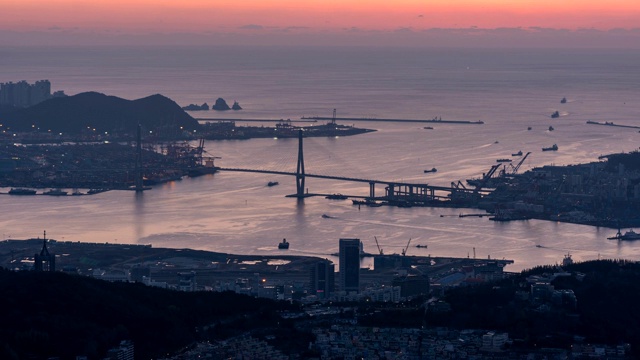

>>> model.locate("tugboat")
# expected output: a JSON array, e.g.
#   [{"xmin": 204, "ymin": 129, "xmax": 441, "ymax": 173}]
[
  {"xmin": 512, "ymin": 150, "xmax": 523, "ymax": 156},
  {"xmin": 278, "ymin": 238, "xmax": 289, "ymax": 249},
  {"xmin": 423, "ymin": 167, "xmax": 437, "ymax": 173},
  {"xmin": 551, "ymin": 111, "xmax": 560, "ymax": 118},
  {"xmin": 542, "ymin": 144, "xmax": 558, "ymax": 151},
  {"xmin": 267, "ymin": 181, "xmax": 279, "ymax": 187},
  {"xmin": 560, "ymin": 97, "xmax": 567, "ymax": 104},
  {"xmin": 548, "ymin": 126, "xmax": 554, "ymax": 131}
]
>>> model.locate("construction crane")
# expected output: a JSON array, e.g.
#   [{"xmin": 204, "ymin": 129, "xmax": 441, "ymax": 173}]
[
  {"xmin": 374, "ymin": 236, "xmax": 384, "ymax": 255},
  {"xmin": 401, "ymin": 238, "xmax": 412, "ymax": 256}
]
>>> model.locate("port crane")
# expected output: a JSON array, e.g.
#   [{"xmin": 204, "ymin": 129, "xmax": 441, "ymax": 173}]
[
  {"xmin": 374, "ymin": 236, "xmax": 384, "ymax": 255},
  {"xmin": 401, "ymin": 238, "xmax": 412, "ymax": 256},
  {"xmin": 472, "ymin": 164, "xmax": 502, "ymax": 194},
  {"xmin": 500, "ymin": 152, "xmax": 531, "ymax": 177}
]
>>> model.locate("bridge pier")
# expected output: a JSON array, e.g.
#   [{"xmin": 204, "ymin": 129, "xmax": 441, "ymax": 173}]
[
  {"xmin": 369, "ymin": 182, "xmax": 375, "ymax": 198},
  {"xmin": 295, "ymin": 129, "xmax": 306, "ymax": 198}
]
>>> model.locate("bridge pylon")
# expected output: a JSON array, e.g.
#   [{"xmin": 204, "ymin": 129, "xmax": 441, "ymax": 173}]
[{"xmin": 296, "ymin": 129, "xmax": 306, "ymax": 197}]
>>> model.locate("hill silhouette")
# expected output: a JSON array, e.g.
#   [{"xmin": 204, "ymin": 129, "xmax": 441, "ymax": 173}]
[
  {"xmin": 0, "ymin": 269, "xmax": 294, "ymax": 359},
  {"xmin": 0, "ymin": 92, "xmax": 199, "ymax": 134}
]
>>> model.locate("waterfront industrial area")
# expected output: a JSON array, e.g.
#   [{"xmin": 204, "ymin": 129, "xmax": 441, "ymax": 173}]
[{"xmin": 2, "ymin": 81, "xmax": 640, "ymax": 359}]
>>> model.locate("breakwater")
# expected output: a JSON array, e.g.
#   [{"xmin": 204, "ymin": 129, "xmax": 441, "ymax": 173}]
[
  {"xmin": 586, "ymin": 120, "xmax": 640, "ymax": 129},
  {"xmin": 301, "ymin": 116, "xmax": 484, "ymax": 124}
]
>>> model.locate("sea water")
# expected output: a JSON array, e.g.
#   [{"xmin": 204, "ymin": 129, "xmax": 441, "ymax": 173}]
[{"xmin": 1, "ymin": 45, "xmax": 640, "ymax": 271}]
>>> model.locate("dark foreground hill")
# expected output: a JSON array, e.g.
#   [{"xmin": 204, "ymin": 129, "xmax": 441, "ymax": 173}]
[
  {"xmin": 0, "ymin": 92, "xmax": 199, "ymax": 134},
  {"xmin": 359, "ymin": 259, "xmax": 640, "ymax": 356},
  {"xmin": 0, "ymin": 269, "xmax": 294, "ymax": 360}
]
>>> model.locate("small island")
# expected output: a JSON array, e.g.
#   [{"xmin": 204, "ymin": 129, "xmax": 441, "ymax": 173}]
[
  {"xmin": 182, "ymin": 103, "xmax": 209, "ymax": 111},
  {"xmin": 212, "ymin": 97, "xmax": 231, "ymax": 111}
]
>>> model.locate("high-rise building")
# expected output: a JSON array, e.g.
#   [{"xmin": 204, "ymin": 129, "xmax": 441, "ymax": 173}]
[
  {"xmin": 0, "ymin": 79, "xmax": 53, "ymax": 107},
  {"xmin": 30, "ymin": 80, "xmax": 51, "ymax": 105},
  {"xmin": 309, "ymin": 259, "xmax": 335, "ymax": 299},
  {"xmin": 339, "ymin": 238, "xmax": 361, "ymax": 293}
]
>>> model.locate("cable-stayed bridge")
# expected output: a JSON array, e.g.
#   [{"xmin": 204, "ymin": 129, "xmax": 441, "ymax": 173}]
[{"xmin": 217, "ymin": 130, "xmax": 490, "ymax": 205}]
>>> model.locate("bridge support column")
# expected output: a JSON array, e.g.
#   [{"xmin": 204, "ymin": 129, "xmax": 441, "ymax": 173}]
[
  {"xmin": 296, "ymin": 130, "xmax": 306, "ymax": 197},
  {"xmin": 369, "ymin": 182, "xmax": 375, "ymax": 198}
]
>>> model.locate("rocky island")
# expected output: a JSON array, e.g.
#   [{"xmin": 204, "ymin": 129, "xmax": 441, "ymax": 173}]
[
  {"xmin": 211, "ymin": 97, "xmax": 231, "ymax": 110},
  {"xmin": 182, "ymin": 102, "xmax": 209, "ymax": 111}
]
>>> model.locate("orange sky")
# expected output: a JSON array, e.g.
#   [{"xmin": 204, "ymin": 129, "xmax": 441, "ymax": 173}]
[{"xmin": 3, "ymin": 0, "xmax": 640, "ymax": 33}]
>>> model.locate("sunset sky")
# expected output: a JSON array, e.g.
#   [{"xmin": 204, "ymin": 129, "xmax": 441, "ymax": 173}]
[{"xmin": 2, "ymin": 0, "xmax": 640, "ymax": 47}]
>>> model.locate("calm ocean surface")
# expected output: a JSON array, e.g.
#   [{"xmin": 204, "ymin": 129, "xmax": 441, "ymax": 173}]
[{"xmin": 1, "ymin": 46, "xmax": 640, "ymax": 271}]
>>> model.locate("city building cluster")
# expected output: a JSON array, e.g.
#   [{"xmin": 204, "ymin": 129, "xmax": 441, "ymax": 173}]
[{"xmin": 0, "ymin": 79, "xmax": 65, "ymax": 108}]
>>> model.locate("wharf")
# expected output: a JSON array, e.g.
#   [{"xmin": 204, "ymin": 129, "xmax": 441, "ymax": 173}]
[{"xmin": 301, "ymin": 116, "xmax": 484, "ymax": 124}]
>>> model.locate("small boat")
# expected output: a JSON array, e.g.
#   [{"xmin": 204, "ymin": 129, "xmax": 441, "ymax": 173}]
[
  {"xmin": 87, "ymin": 188, "xmax": 107, "ymax": 195},
  {"xmin": 527, "ymin": 127, "xmax": 532, "ymax": 130},
  {"xmin": 607, "ymin": 229, "xmax": 640, "ymax": 241},
  {"xmin": 267, "ymin": 181, "xmax": 279, "ymax": 187},
  {"xmin": 542, "ymin": 144, "xmax": 558, "ymax": 151},
  {"xmin": 551, "ymin": 111, "xmax": 560, "ymax": 118},
  {"xmin": 560, "ymin": 97, "xmax": 567, "ymax": 104},
  {"xmin": 496, "ymin": 159, "xmax": 512, "ymax": 163},
  {"xmin": 352, "ymin": 199, "xmax": 380, "ymax": 206},
  {"xmin": 278, "ymin": 238, "xmax": 289, "ymax": 249},
  {"xmin": 326, "ymin": 193, "xmax": 348, "ymax": 200},
  {"xmin": 423, "ymin": 168, "xmax": 437, "ymax": 173},
  {"xmin": 423, "ymin": 126, "xmax": 434, "ymax": 130},
  {"xmin": 535, "ymin": 244, "xmax": 543, "ymax": 248},
  {"xmin": 43, "ymin": 188, "xmax": 68, "ymax": 196},
  {"xmin": 321, "ymin": 214, "xmax": 334, "ymax": 219},
  {"xmin": 415, "ymin": 244, "xmax": 428, "ymax": 248},
  {"xmin": 512, "ymin": 151, "xmax": 523, "ymax": 156},
  {"xmin": 8, "ymin": 188, "xmax": 37, "ymax": 195},
  {"xmin": 548, "ymin": 126, "xmax": 554, "ymax": 131}
]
